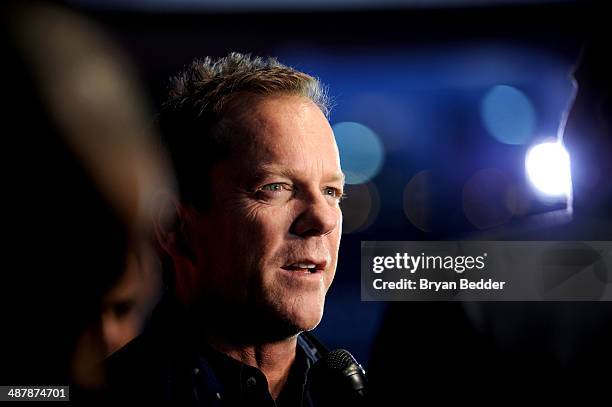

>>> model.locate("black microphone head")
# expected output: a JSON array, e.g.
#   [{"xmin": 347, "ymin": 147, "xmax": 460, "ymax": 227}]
[
  {"xmin": 321, "ymin": 349, "xmax": 360, "ymax": 371},
  {"xmin": 309, "ymin": 349, "xmax": 368, "ymax": 405}
]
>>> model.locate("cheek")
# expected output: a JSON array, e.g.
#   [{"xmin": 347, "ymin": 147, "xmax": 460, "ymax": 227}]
[
  {"xmin": 242, "ymin": 205, "xmax": 295, "ymax": 245},
  {"xmin": 235, "ymin": 207, "xmax": 296, "ymax": 289}
]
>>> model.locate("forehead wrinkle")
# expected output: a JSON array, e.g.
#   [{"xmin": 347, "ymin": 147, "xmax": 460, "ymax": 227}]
[
  {"xmin": 229, "ymin": 94, "xmax": 333, "ymax": 150},
  {"xmin": 223, "ymin": 95, "xmax": 340, "ymax": 185}
]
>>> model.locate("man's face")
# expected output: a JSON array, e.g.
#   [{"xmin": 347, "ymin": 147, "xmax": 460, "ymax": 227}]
[{"xmin": 185, "ymin": 95, "xmax": 343, "ymax": 338}]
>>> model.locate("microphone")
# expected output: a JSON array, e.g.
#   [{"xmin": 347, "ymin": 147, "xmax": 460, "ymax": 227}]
[{"xmin": 308, "ymin": 349, "xmax": 368, "ymax": 406}]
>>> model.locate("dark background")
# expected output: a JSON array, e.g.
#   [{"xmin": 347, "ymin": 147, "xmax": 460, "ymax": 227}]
[
  {"xmin": 4, "ymin": 0, "xmax": 612, "ymax": 400},
  {"xmin": 79, "ymin": 0, "xmax": 609, "ymax": 364}
]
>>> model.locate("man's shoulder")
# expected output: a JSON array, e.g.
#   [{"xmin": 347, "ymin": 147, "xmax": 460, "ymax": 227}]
[
  {"xmin": 103, "ymin": 295, "xmax": 192, "ymax": 399},
  {"xmin": 104, "ymin": 328, "xmax": 171, "ymax": 399},
  {"xmin": 106, "ymin": 328, "xmax": 159, "ymax": 373}
]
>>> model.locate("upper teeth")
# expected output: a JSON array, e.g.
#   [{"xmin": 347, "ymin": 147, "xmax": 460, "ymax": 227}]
[{"xmin": 293, "ymin": 263, "xmax": 316, "ymax": 269}]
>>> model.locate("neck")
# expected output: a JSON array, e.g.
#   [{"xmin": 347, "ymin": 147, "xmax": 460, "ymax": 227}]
[{"xmin": 208, "ymin": 335, "xmax": 298, "ymax": 399}]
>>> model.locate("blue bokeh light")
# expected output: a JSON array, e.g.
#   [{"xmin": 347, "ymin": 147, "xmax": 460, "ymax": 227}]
[
  {"xmin": 481, "ymin": 85, "xmax": 536, "ymax": 145},
  {"xmin": 333, "ymin": 121, "xmax": 384, "ymax": 184}
]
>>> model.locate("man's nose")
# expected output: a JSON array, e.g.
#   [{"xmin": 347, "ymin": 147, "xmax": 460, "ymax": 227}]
[{"xmin": 291, "ymin": 191, "xmax": 339, "ymax": 237}]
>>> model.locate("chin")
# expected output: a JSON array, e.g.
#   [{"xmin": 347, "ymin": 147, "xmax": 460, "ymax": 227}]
[
  {"xmin": 259, "ymin": 290, "xmax": 327, "ymax": 338},
  {"xmin": 298, "ymin": 316, "xmax": 323, "ymax": 332},
  {"xmin": 284, "ymin": 298, "xmax": 325, "ymax": 332}
]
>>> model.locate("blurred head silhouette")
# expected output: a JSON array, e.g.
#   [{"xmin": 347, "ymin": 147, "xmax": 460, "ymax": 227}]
[{"xmin": 2, "ymin": 0, "xmax": 172, "ymax": 390}]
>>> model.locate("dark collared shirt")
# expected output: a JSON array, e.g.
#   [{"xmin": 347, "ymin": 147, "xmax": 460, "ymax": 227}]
[
  {"xmin": 201, "ymin": 344, "xmax": 312, "ymax": 407},
  {"xmin": 104, "ymin": 294, "xmax": 322, "ymax": 406}
]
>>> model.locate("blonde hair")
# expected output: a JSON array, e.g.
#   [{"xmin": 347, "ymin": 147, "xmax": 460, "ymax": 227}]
[{"xmin": 159, "ymin": 52, "xmax": 330, "ymax": 210}]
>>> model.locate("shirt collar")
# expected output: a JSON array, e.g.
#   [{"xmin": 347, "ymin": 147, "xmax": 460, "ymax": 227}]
[{"xmin": 199, "ymin": 340, "xmax": 312, "ymax": 406}]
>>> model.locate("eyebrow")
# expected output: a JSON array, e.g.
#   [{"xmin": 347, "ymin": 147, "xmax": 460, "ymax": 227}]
[
  {"xmin": 327, "ymin": 172, "xmax": 346, "ymax": 185},
  {"xmin": 249, "ymin": 166, "xmax": 345, "ymax": 186}
]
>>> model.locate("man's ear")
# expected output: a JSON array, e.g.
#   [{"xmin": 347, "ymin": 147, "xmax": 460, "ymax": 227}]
[
  {"xmin": 153, "ymin": 190, "xmax": 195, "ymax": 262},
  {"xmin": 153, "ymin": 192, "xmax": 203, "ymax": 305}
]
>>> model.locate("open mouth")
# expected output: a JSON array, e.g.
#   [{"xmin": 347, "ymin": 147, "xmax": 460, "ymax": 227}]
[{"xmin": 281, "ymin": 261, "xmax": 326, "ymax": 274}]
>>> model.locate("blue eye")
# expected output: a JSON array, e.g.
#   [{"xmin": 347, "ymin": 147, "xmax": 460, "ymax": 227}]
[
  {"xmin": 261, "ymin": 183, "xmax": 286, "ymax": 192},
  {"xmin": 257, "ymin": 183, "xmax": 293, "ymax": 204}
]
